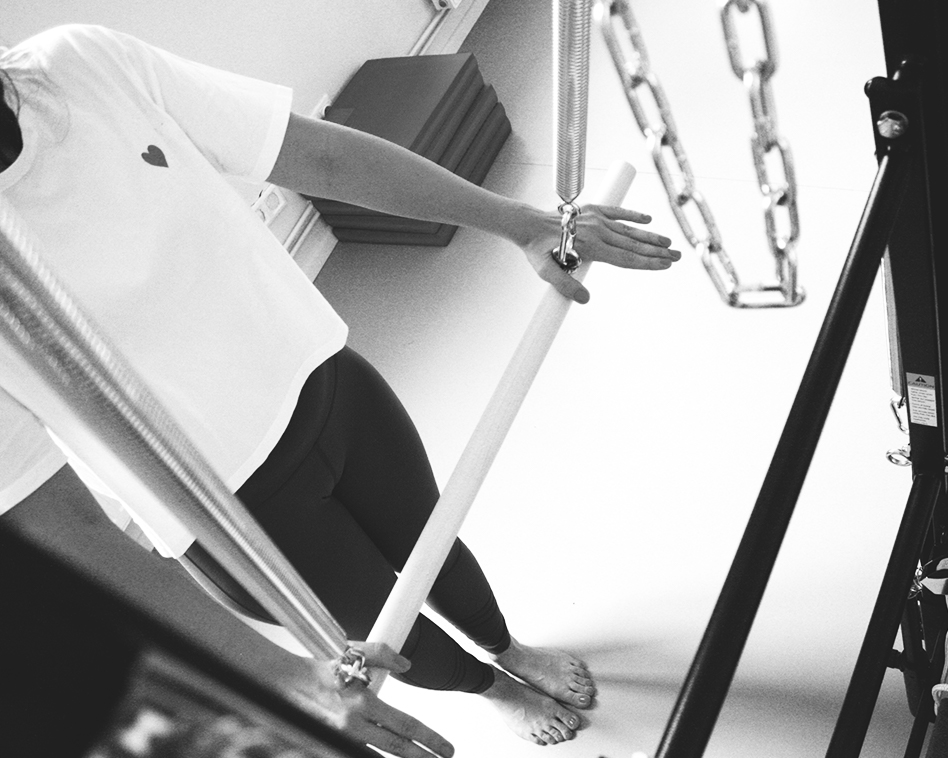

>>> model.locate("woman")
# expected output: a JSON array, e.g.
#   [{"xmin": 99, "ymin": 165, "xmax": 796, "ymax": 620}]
[{"xmin": 0, "ymin": 23, "xmax": 679, "ymax": 755}]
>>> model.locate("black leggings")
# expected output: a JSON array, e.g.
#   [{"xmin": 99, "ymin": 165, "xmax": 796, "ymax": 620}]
[{"xmin": 235, "ymin": 346, "xmax": 510, "ymax": 693}]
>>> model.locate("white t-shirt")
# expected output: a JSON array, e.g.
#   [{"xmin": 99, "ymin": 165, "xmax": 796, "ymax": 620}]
[{"xmin": 0, "ymin": 25, "xmax": 348, "ymax": 557}]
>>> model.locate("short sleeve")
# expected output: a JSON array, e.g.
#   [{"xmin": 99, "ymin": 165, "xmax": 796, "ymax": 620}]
[
  {"xmin": 49, "ymin": 25, "xmax": 293, "ymax": 183},
  {"xmin": 0, "ymin": 388, "xmax": 67, "ymax": 514}
]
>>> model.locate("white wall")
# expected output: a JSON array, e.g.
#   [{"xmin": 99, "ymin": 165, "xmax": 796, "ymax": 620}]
[
  {"xmin": 4, "ymin": 0, "xmax": 439, "ymax": 116},
  {"xmin": 316, "ymin": 2, "xmax": 921, "ymax": 755}
]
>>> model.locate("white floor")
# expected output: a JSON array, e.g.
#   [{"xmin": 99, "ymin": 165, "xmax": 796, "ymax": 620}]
[{"xmin": 315, "ymin": 1, "xmax": 925, "ymax": 755}]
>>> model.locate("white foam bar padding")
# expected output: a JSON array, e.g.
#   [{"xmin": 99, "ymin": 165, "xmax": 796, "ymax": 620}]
[{"xmin": 366, "ymin": 161, "xmax": 636, "ymax": 689}]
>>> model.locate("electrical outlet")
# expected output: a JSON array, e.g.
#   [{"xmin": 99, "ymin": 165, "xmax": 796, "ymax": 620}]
[
  {"xmin": 251, "ymin": 185, "xmax": 287, "ymax": 226},
  {"xmin": 310, "ymin": 94, "xmax": 331, "ymax": 119}
]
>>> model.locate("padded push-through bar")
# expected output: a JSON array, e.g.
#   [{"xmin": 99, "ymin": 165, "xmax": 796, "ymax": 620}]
[
  {"xmin": 0, "ymin": 197, "xmax": 348, "ymax": 662},
  {"xmin": 367, "ymin": 0, "xmax": 602, "ymax": 688},
  {"xmin": 366, "ymin": 160, "xmax": 636, "ymax": 687}
]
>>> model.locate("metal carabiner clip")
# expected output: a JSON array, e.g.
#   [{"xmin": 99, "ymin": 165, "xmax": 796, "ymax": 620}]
[
  {"xmin": 334, "ymin": 647, "xmax": 372, "ymax": 688},
  {"xmin": 551, "ymin": 202, "xmax": 583, "ymax": 273},
  {"xmin": 890, "ymin": 395, "xmax": 910, "ymax": 435}
]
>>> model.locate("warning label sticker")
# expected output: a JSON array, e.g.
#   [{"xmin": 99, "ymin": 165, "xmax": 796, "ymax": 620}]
[{"xmin": 906, "ymin": 373, "xmax": 938, "ymax": 428}]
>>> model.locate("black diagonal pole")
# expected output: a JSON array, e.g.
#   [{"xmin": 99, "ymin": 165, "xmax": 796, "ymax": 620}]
[
  {"xmin": 825, "ymin": 474, "xmax": 942, "ymax": 758},
  {"xmin": 655, "ymin": 145, "xmax": 912, "ymax": 758}
]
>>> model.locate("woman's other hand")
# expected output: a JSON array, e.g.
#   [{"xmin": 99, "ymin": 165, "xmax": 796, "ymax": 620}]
[{"xmin": 291, "ymin": 642, "xmax": 455, "ymax": 758}]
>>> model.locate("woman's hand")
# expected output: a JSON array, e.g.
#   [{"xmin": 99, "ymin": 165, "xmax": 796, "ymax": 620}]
[
  {"xmin": 271, "ymin": 116, "xmax": 678, "ymax": 302},
  {"xmin": 289, "ymin": 642, "xmax": 455, "ymax": 758},
  {"xmin": 517, "ymin": 204, "xmax": 681, "ymax": 304}
]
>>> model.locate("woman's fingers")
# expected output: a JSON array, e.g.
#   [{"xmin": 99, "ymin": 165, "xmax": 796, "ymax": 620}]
[
  {"xmin": 357, "ymin": 692, "xmax": 456, "ymax": 758},
  {"xmin": 589, "ymin": 203, "xmax": 653, "ymax": 225},
  {"xmin": 574, "ymin": 206, "xmax": 681, "ymax": 268},
  {"xmin": 536, "ymin": 255, "xmax": 591, "ymax": 303},
  {"xmin": 598, "ymin": 232, "xmax": 681, "ymax": 266},
  {"xmin": 609, "ymin": 222, "xmax": 675, "ymax": 250},
  {"xmin": 350, "ymin": 641, "xmax": 411, "ymax": 674}
]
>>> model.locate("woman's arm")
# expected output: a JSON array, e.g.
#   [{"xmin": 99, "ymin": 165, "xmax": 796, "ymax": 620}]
[
  {"xmin": 267, "ymin": 113, "xmax": 681, "ymax": 303},
  {"xmin": 2, "ymin": 466, "xmax": 453, "ymax": 758}
]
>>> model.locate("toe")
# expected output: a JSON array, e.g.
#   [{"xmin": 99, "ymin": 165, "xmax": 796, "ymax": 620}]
[
  {"xmin": 569, "ymin": 669, "xmax": 597, "ymax": 699},
  {"xmin": 540, "ymin": 730, "xmax": 559, "ymax": 745},
  {"xmin": 554, "ymin": 720, "xmax": 575, "ymax": 741},
  {"xmin": 570, "ymin": 672, "xmax": 595, "ymax": 689},
  {"xmin": 561, "ymin": 684, "xmax": 593, "ymax": 708},
  {"xmin": 570, "ymin": 679, "xmax": 596, "ymax": 699},
  {"xmin": 554, "ymin": 705, "xmax": 580, "ymax": 729}
]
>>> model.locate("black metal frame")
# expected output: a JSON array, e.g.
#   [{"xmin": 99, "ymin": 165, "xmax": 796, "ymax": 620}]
[
  {"xmin": 655, "ymin": 1, "xmax": 948, "ymax": 756},
  {"xmin": 0, "ymin": 525, "xmax": 376, "ymax": 758}
]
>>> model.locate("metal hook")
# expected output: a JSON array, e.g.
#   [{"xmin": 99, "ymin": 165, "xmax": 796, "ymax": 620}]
[
  {"xmin": 886, "ymin": 443, "xmax": 911, "ymax": 467},
  {"xmin": 890, "ymin": 395, "xmax": 910, "ymax": 435}
]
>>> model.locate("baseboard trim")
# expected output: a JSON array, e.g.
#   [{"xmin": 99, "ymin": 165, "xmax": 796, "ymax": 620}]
[
  {"xmin": 423, "ymin": 0, "xmax": 491, "ymax": 55},
  {"xmin": 289, "ymin": 0, "xmax": 491, "ymax": 283},
  {"xmin": 289, "ymin": 209, "xmax": 337, "ymax": 282}
]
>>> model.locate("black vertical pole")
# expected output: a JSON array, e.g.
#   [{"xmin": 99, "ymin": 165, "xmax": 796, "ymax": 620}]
[{"xmin": 654, "ymin": 147, "xmax": 911, "ymax": 758}]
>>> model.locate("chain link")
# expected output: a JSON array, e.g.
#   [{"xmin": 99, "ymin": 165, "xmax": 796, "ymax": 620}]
[{"xmin": 596, "ymin": 0, "xmax": 804, "ymax": 308}]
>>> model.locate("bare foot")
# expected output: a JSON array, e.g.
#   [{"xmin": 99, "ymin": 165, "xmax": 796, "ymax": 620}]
[
  {"xmin": 491, "ymin": 636, "xmax": 596, "ymax": 709},
  {"xmin": 481, "ymin": 668, "xmax": 582, "ymax": 745}
]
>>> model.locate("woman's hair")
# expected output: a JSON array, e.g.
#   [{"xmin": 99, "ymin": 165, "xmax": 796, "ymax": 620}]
[
  {"xmin": 1, "ymin": 42, "xmax": 70, "ymax": 156},
  {"xmin": 0, "ymin": 66, "xmax": 24, "ymax": 157}
]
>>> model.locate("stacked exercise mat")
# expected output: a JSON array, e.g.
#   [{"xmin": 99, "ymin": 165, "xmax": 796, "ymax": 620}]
[{"xmin": 305, "ymin": 52, "xmax": 511, "ymax": 246}]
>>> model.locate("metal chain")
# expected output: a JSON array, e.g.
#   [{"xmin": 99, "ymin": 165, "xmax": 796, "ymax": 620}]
[{"xmin": 596, "ymin": 0, "xmax": 804, "ymax": 308}]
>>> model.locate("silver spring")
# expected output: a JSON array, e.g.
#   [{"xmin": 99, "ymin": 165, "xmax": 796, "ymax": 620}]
[{"xmin": 555, "ymin": 0, "xmax": 592, "ymax": 203}]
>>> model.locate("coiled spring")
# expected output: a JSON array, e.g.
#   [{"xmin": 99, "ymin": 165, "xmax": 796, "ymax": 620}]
[{"xmin": 553, "ymin": 0, "xmax": 593, "ymax": 271}]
